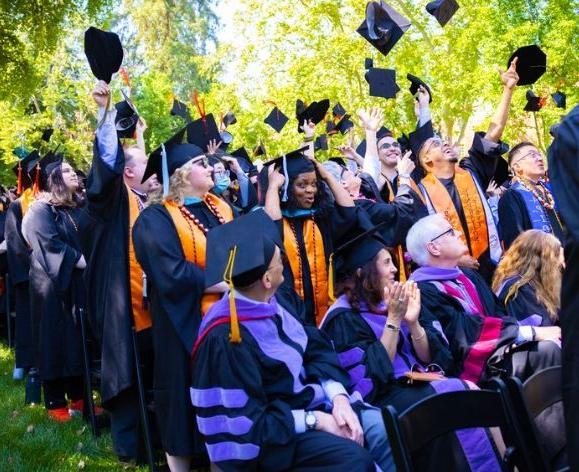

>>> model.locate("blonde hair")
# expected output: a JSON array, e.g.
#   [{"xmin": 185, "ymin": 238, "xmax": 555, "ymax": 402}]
[
  {"xmin": 492, "ymin": 230, "xmax": 562, "ymax": 321},
  {"xmin": 147, "ymin": 160, "xmax": 196, "ymax": 206}
]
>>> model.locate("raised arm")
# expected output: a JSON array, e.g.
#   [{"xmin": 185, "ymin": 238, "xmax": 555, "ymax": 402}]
[
  {"xmin": 485, "ymin": 58, "xmax": 519, "ymax": 143},
  {"xmin": 264, "ymin": 166, "xmax": 285, "ymax": 221},
  {"xmin": 360, "ymin": 108, "xmax": 385, "ymax": 188}
]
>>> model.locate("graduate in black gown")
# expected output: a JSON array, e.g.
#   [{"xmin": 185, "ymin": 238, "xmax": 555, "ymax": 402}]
[
  {"xmin": 79, "ymin": 81, "xmax": 158, "ymax": 461},
  {"xmin": 406, "ymin": 214, "xmax": 562, "ymax": 384},
  {"xmin": 133, "ymin": 129, "xmax": 235, "ymax": 470},
  {"xmin": 5, "ymin": 150, "xmax": 41, "ymax": 376},
  {"xmin": 264, "ymin": 121, "xmax": 363, "ymax": 326},
  {"xmin": 547, "ymin": 105, "xmax": 579, "ymax": 471},
  {"xmin": 192, "ymin": 210, "xmax": 393, "ymax": 471},
  {"xmin": 493, "ymin": 230, "xmax": 563, "ymax": 327},
  {"xmin": 321, "ymin": 229, "xmax": 504, "ymax": 471},
  {"xmin": 21, "ymin": 157, "xmax": 87, "ymax": 422},
  {"xmin": 498, "ymin": 141, "xmax": 564, "ymax": 249}
]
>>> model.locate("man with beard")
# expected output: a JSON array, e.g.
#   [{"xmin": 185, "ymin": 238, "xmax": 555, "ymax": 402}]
[
  {"xmin": 78, "ymin": 80, "xmax": 160, "ymax": 463},
  {"xmin": 415, "ymin": 60, "xmax": 519, "ymax": 281},
  {"xmin": 498, "ymin": 142, "xmax": 564, "ymax": 249}
]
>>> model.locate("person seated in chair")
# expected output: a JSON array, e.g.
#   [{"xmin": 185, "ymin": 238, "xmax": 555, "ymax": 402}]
[
  {"xmin": 190, "ymin": 210, "xmax": 393, "ymax": 472},
  {"xmin": 321, "ymin": 228, "xmax": 505, "ymax": 471},
  {"xmin": 407, "ymin": 214, "xmax": 561, "ymax": 384}
]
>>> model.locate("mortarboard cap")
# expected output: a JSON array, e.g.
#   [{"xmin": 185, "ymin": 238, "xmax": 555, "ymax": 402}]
[
  {"xmin": 264, "ymin": 107, "xmax": 289, "ymax": 133},
  {"xmin": 12, "ymin": 147, "xmax": 29, "ymax": 160},
  {"xmin": 333, "ymin": 226, "xmax": 388, "ymax": 276},
  {"xmin": 41, "ymin": 128, "xmax": 54, "ymax": 143},
  {"xmin": 335, "ymin": 115, "xmax": 354, "ymax": 135},
  {"xmin": 365, "ymin": 58, "xmax": 374, "ymax": 69},
  {"xmin": 186, "ymin": 113, "xmax": 221, "ymax": 151},
  {"xmin": 115, "ymin": 91, "xmax": 139, "ymax": 139},
  {"xmin": 142, "ymin": 127, "xmax": 204, "ymax": 186},
  {"xmin": 409, "ymin": 120, "xmax": 435, "ymax": 158},
  {"xmin": 253, "ymin": 142, "xmax": 266, "ymax": 157},
  {"xmin": 524, "ymin": 90, "xmax": 546, "ymax": 112},
  {"xmin": 222, "ymin": 111, "xmax": 237, "ymax": 127},
  {"xmin": 84, "ymin": 27, "xmax": 123, "ymax": 84},
  {"xmin": 263, "ymin": 146, "xmax": 313, "ymax": 200},
  {"xmin": 12, "ymin": 150, "xmax": 41, "ymax": 190},
  {"xmin": 171, "ymin": 99, "xmax": 192, "ymax": 122},
  {"xmin": 357, "ymin": 1, "xmax": 411, "ymax": 57},
  {"xmin": 356, "ymin": 126, "xmax": 392, "ymax": 155},
  {"xmin": 333, "ymin": 103, "xmax": 347, "ymax": 118},
  {"xmin": 365, "ymin": 67, "xmax": 400, "ymax": 99},
  {"xmin": 314, "ymin": 135, "xmax": 329, "ymax": 152},
  {"xmin": 296, "ymin": 99, "xmax": 330, "ymax": 133},
  {"xmin": 507, "ymin": 45, "xmax": 546, "ymax": 86},
  {"xmin": 552, "ymin": 91, "xmax": 566, "ymax": 109},
  {"xmin": 425, "ymin": 0, "xmax": 459, "ymax": 27},
  {"xmin": 407, "ymin": 74, "xmax": 433, "ymax": 102},
  {"xmin": 229, "ymin": 147, "xmax": 257, "ymax": 178},
  {"xmin": 39, "ymin": 149, "xmax": 64, "ymax": 186}
]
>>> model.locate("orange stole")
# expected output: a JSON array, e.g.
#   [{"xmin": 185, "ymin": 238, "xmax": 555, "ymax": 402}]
[
  {"xmin": 383, "ymin": 177, "xmax": 424, "ymax": 282},
  {"xmin": 20, "ymin": 188, "xmax": 36, "ymax": 216},
  {"xmin": 126, "ymin": 186, "xmax": 152, "ymax": 332},
  {"xmin": 163, "ymin": 194, "xmax": 234, "ymax": 315},
  {"xmin": 282, "ymin": 218, "xmax": 328, "ymax": 326},
  {"xmin": 420, "ymin": 168, "xmax": 489, "ymax": 259}
]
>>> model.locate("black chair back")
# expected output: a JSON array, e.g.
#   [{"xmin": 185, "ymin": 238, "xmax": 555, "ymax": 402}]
[
  {"xmin": 382, "ymin": 381, "xmax": 536, "ymax": 472},
  {"xmin": 522, "ymin": 366, "xmax": 562, "ymax": 418}
]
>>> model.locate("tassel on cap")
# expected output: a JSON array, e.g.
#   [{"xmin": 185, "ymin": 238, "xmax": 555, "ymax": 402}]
[
  {"xmin": 223, "ymin": 245, "xmax": 241, "ymax": 343},
  {"xmin": 32, "ymin": 163, "xmax": 41, "ymax": 196},
  {"xmin": 281, "ymin": 154, "xmax": 289, "ymax": 202},
  {"xmin": 328, "ymin": 253, "xmax": 336, "ymax": 303},
  {"xmin": 16, "ymin": 162, "xmax": 23, "ymax": 195},
  {"xmin": 161, "ymin": 143, "xmax": 170, "ymax": 197}
]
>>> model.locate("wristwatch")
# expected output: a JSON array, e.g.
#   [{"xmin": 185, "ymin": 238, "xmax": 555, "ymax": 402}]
[{"xmin": 305, "ymin": 411, "xmax": 318, "ymax": 431}]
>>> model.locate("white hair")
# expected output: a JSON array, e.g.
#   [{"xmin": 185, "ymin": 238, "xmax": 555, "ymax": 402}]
[
  {"xmin": 406, "ymin": 213, "xmax": 449, "ymax": 267},
  {"xmin": 322, "ymin": 161, "xmax": 344, "ymax": 182}
]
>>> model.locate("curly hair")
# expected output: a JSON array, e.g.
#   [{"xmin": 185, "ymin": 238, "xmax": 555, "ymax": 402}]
[
  {"xmin": 492, "ymin": 230, "xmax": 562, "ymax": 321},
  {"xmin": 147, "ymin": 160, "xmax": 195, "ymax": 206},
  {"xmin": 336, "ymin": 247, "xmax": 397, "ymax": 314}
]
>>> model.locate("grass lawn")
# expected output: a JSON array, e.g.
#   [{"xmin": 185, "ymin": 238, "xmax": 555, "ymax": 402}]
[{"xmin": 0, "ymin": 343, "xmax": 145, "ymax": 471}]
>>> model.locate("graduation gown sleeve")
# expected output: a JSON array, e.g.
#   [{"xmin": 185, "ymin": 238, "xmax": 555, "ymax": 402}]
[
  {"xmin": 132, "ymin": 204, "xmax": 205, "ymax": 352},
  {"xmin": 4, "ymin": 200, "xmax": 30, "ymax": 285},
  {"xmin": 497, "ymin": 188, "xmax": 530, "ymax": 249},
  {"xmin": 321, "ymin": 309, "xmax": 395, "ymax": 404},
  {"xmin": 500, "ymin": 282, "xmax": 555, "ymax": 327},
  {"xmin": 22, "ymin": 202, "xmax": 81, "ymax": 293},
  {"xmin": 460, "ymin": 132, "xmax": 506, "ymax": 190},
  {"xmin": 191, "ymin": 326, "xmax": 298, "ymax": 471}
]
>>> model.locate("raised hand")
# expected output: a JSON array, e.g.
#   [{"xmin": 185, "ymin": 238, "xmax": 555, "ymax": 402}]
[
  {"xmin": 416, "ymin": 85, "xmax": 430, "ymax": 107},
  {"xmin": 268, "ymin": 164, "xmax": 285, "ymax": 189},
  {"xmin": 300, "ymin": 119, "xmax": 316, "ymax": 138},
  {"xmin": 397, "ymin": 150, "xmax": 415, "ymax": 176},
  {"xmin": 206, "ymin": 139, "xmax": 223, "ymax": 155},
  {"xmin": 92, "ymin": 80, "xmax": 110, "ymax": 108},
  {"xmin": 498, "ymin": 57, "xmax": 520, "ymax": 90},
  {"xmin": 403, "ymin": 282, "xmax": 421, "ymax": 326},
  {"xmin": 384, "ymin": 281, "xmax": 408, "ymax": 323},
  {"xmin": 358, "ymin": 107, "xmax": 384, "ymax": 132}
]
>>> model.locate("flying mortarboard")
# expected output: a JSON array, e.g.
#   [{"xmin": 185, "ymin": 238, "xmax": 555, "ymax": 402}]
[
  {"xmin": 357, "ymin": 1, "xmax": 411, "ymax": 57},
  {"xmin": 222, "ymin": 111, "xmax": 237, "ymax": 127},
  {"xmin": 524, "ymin": 90, "xmax": 547, "ymax": 112},
  {"xmin": 171, "ymin": 99, "xmax": 192, "ymax": 122},
  {"xmin": 425, "ymin": 0, "xmax": 459, "ymax": 27},
  {"xmin": 365, "ymin": 67, "xmax": 400, "ymax": 99},
  {"xmin": 264, "ymin": 107, "xmax": 289, "ymax": 133},
  {"xmin": 253, "ymin": 142, "xmax": 266, "ymax": 157},
  {"xmin": 365, "ymin": 58, "xmax": 374, "ymax": 69},
  {"xmin": 186, "ymin": 113, "xmax": 221, "ymax": 151},
  {"xmin": 205, "ymin": 209, "xmax": 283, "ymax": 343},
  {"xmin": 507, "ymin": 45, "xmax": 547, "ymax": 86},
  {"xmin": 333, "ymin": 103, "xmax": 347, "ymax": 118},
  {"xmin": 552, "ymin": 91, "xmax": 566, "ymax": 109},
  {"xmin": 83, "ymin": 27, "xmax": 124, "ymax": 84},
  {"xmin": 407, "ymin": 74, "xmax": 433, "ymax": 103},
  {"xmin": 296, "ymin": 99, "xmax": 330, "ymax": 133},
  {"xmin": 41, "ymin": 128, "xmax": 54, "ymax": 143},
  {"xmin": 314, "ymin": 135, "xmax": 329, "ymax": 152}
]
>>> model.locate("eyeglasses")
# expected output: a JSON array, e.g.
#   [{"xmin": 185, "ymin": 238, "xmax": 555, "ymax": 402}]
[
  {"xmin": 379, "ymin": 141, "xmax": 401, "ymax": 150},
  {"xmin": 214, "ymin": 169, "xmax": 230, "ymax": 178},
  {"xmin": 511, "ymin": 150, "xmax": 543, "ymax": 167},
  {"xmin": 430, "ymin": 227, "xmax": 457, "ymax": 242},
  {"xmin": 191, "ymin": 157, "xmax": 210, "ymax": 168},
  {"xmin": 421, "ymin": 137, "xmax": 444, "ymax": 157}
]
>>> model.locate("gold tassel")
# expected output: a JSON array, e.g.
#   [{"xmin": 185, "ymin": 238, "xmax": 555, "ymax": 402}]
[
  {"xmin": 328, "ymin": 253, "xmax": 336, "ymax": 303},
  {"xmin": 223, "ymin": 246, "xmax": 241, "ymax": 343}
]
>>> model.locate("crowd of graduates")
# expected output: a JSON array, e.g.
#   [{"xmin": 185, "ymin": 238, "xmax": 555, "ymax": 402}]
[{"xmin": 1, "ymin": 8, "xmax": 579, "ymax": 472}]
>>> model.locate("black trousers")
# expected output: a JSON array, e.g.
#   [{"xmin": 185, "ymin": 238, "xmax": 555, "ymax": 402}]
[
  {"xmin": 43, "ymin": 375, "xmax": 83, "ymax": 409},
  {"xmin": 290, "ymin": 431, "xmax": 375, "ymax": 472},
  {"xmin": 14, "ymin": 282, "xmax": 34, "ymax": 369}
]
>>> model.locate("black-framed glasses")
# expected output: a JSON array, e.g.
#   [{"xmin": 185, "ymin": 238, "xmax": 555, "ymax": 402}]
[
  {"xmin": 430, "ymin": 227, "xmax": 455, "ymax": 242},
  {"xmin": 379, "ymin": 141, "xmax": 401, "ymax": 150}
]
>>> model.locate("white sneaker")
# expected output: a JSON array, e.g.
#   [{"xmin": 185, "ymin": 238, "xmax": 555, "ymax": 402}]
[{"xmin": 12, "ymin": 367, "xmax": 24, "ymax": 380}]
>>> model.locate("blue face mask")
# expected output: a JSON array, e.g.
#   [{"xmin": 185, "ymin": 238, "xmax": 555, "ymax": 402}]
[{"xmin": 213, "ymin": 176, "xmax": 231, "ymax": 195}]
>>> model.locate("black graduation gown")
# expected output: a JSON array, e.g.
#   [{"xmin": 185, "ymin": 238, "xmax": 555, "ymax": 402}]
[
  {"xmin": 24, "ymin": 202, "xmax": 84, "ymax": 381},
  {"xmin": 4, "ymin": 199, "xmax": 34, "ymax": 368},
  {"xmin": 497, "ymin": 278, "xmax": 557, "ymax": 327},
  {"xmin": 416, "ymin": 269, "xmax": 521, "ymax": 382},
  {"xmin": 547, "ymin": 105, "xmax": 579, "ymax": 470},
  {"xmin": 78, "ymin": 141, "xmax": 137, "ymax": 405},
  {"xmin": 278, "ymin": 204, "xmax": 359, "ymax": 325},
  {"xmin": 321, "ymin": 306, "xmax": 503, "ymax": 472},
  {"xmin": 191, "ymin": 296, "xmax": 357, "ymax": 471},
  {"xmin": 132, "ymin": 200, "xmax": 236, "ymax": 456},
  {"xmin": 497, "ymin": 187, "xmax": 564, "ymax": 249}
]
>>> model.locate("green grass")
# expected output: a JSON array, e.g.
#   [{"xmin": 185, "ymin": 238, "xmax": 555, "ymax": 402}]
[{"xmin": 0, "ymin": 344, "xmax": 145, "ymax": 471}]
